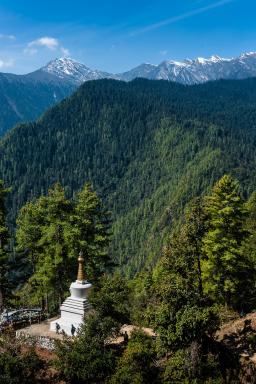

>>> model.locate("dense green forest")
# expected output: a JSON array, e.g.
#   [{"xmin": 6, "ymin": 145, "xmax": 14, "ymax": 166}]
[
  {"xmin": 2, "ymin": 174, "xmax": 256, "ymax": 383},
  {"xmin": 1, "ymin": 78, "xmax": 256, "ymax": 274}
]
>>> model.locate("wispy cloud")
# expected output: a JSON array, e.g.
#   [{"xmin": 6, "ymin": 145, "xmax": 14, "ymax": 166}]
[
  {"xmin": 0, "ymin": 34, "xmax": 15, "ymax": 40},
  {"xmin": 60, "ymin": 47, "xmax": 70, "ymax": 56},
  {"xmin": 160, "ymin": 50, "xmax": 168, "ymax": 56},
  {"xmin": 24, "ymin": 36, "xmax": 69, "ymax": 57},
  {"xmin": 0, "ymin": 58, "xmax": 14, "ymax": 69},
  {"xmin": 24, "ymin": 36, "xmax": 59, "ymax": 55},
  {"xmin": 131, "ymin": 0, "xmax": 234, "ymax": 36}
]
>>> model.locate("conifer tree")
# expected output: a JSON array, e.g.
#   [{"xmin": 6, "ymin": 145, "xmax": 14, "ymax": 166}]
[
  {"xmin": 0, "ymin": 180, "xmax": 10, "ymax": 310},
  {"xmin": 147, "ymin": 199, "xmax": 221, "ymax": 381},
  {"xmin": 149, "ymin": 210, "xmax": 218, "ymax": 353},
  {"xmin": 16, "ymin": 182, "xmax": 111, "ymax": 309},
  {"xmin": 183, "ymin": 197, "xmax": 207, "ymax": 297},
  {"xmin": 202, "ymin": 174, "xmax": 248, "ymax": 308},
  {"xmin": 16, "ymin": 199, "xmax": 46, "ymax": 273},
  {"xmin": 244, "ymin": 191, "xmax": 256, "ymax": 257},
  {"xmin": 16, "ymin": 184, "xmax": 74, "ymax": 308},
  {"xmin": 16, "ymin": 196, "xmax": 50, "ymax": 308},
  {"xmin": 68, "ymin": 183, "xmax": 112, "ymax": 280},
  {"xmin": 38, "ymin": 183, "xmax": 73, "ymax": 304},
  {"xmin": 239, "ymin": 191, "xmax": 256, "ymax": 310}
]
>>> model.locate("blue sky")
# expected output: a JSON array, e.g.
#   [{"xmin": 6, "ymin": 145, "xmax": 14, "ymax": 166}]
[{"xmin": 0, "ymin": 0, "xmax": 255, "ymax": 74}]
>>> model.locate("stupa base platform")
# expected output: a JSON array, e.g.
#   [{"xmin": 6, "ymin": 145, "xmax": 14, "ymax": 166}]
[
  {"xmin": 16, "ymin": 318, "xmax": 62, "ymax": 339},
  {"xmin": 16, "ymin": 318, "xmax": 64, "ymax": 349},
  {"xmin": 50, "ymin": 318, "xmax": 83, "ymax": 336}
]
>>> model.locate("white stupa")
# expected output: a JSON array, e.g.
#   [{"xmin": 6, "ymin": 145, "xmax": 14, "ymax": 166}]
[{"xmin": 50, "ymin": 252, "xmax": 92, "ymax": 336}]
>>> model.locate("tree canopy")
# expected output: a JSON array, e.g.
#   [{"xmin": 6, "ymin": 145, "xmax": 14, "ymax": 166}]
[{"xmin": 15, "ymin": 182, "xmax": 111, "ymax": 311}]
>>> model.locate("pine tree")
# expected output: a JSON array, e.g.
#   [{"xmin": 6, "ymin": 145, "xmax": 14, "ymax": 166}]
[
  {"xmin": 239, "ymin": 191, "xmax": 256, "ymax": 311},
  {"xmin": 183, "ymin": 197, "xmax": 207, "ymax": 297},
  {"xmin": 0, "ymin": 180, "xmax": 10, "ymax": 310},
  {"xmin": 16, "ymin": 182, "xmax": 111, "ymax": 309},
  {"xmin": 38, "ymin": 183, "xmax": 73, "ymax": 304},
  {"xmin": 16, "ymin": 184, "xmax": 74, "ymax": 309},
  {"xmin": 244, "ymin": 191, "xmax": 256, "ymax": 256},
  {"xmin": 202, "ymin": 174, "xmax": 248, "ymax": 308},
  {"xmin": 89, "ymin": 273, "xmax": 131, "ymax": 324},
  {"xmin": 149, "ymin": 205, "xmax": 218, "ymax": 353},
  {"xmin": 16, "ymin": 199, "xmax": 46, "ymax": 274},
  {"xmin": 68, "ymin": 183, "xmax": 112, "ymax": 281},
  {"xmin": 146, "ymin": 198, "xmax": 221, "ymax": 382}
]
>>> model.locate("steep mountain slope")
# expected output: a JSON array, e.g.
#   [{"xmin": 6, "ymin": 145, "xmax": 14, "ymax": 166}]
[
  {"xmin": 0, "ymin": 70, "xmax": 75, "ymax": 137},
  {"xmin": 40, "ymin": 57, "xmax": 115, "ymax": 84},
  {"xmin": 1, "ymin": 78, "xmax": 256, "ymax": 275},
  {"xmin": 1, "ymin": 52, "xmax": 256, "ymax": 138}
]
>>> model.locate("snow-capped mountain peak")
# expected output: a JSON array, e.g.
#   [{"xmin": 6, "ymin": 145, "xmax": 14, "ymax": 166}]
[
  {"xmin": 119, "ymin": 51, "xmax": 256, "ymax": 84},
  {"xmin": 240, "ymin": 52, "xmax": 256, "ymax": 58},
  {"xmin": 38, "ymin": 51, "xmax": 256, "ymax": 86},
  {"xmin": 45, "ymin": 57, "xmax": 83, "ymax": 74},
  {"xmin": 41, "ymin": 57, "xmax": 113, "ymax": 84}
]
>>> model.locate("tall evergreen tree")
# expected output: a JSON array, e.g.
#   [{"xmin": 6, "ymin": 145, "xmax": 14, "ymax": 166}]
[
  {"xmin": 68, "ymin": 183, "xmax": 112, "ymax": 281},
  {"xmin": 244, "ymin": 191, "xmax": 256, "ymax": 257},
  {"xmin": 202, "ymin": 174, "xmax": 249, "ymax": 308},
  {"xmin": 147, "ymin": 207, "xmax": 220, "ymax": 382},
  {"xmin": 0, "ymin": 180, "xmax": 10, "ymax": 311},
  {"xmin": 239, "ymin": 191, "xmax": 256, "ymax": 311},
  {"xmin": 183, "ymin": 197, "xmax": 207, "ymax": 297},
  {"xmin": 16, "ymin": 184, "xmax": 74, "ymax": 309},
  {"xmin": 16, "ymin": 182, "xmax": 111, "ymax": 309},
  {"xmin": 149, "ymin": 217, "xmax": 218, "ymax": 354},
  {"xmin": 16, "ymin": 199, "xmax": 46, "ymax": 273},
  {"xmin": 38, "ymin": 183, "xmax": 73, "ymax": 304}
]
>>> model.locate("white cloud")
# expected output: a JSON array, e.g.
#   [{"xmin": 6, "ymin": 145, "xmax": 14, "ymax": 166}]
[
  {"xmin": 60, "ymin": 47, "xmax": 70, "ymax": 56},
  {"xmin": 160, "ymin": 50, "xmax": 168, "ymax": 56},
  {"xmin": 27, "ymin": 36, "xmax": 59, "ymax": 50},
  {"xmin": 0, "ymin": 34, "xmax": 15, "ymax": 40},
  {"xmin": 24, "ymin": 36, "xmax": 59, "ymax": 55},
  {"xmin": 0, "ymin": 58, "xmax": 14, "ymax": 69},
  {"xmin": 24, "ymin": 36, "xmax": 70, "ymax": 57}
]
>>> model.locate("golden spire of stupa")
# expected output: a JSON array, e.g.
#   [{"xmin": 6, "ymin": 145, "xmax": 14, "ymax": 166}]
[{"xmin": 77, "ymin": 251, "xmax": 86, "ymax": 283}]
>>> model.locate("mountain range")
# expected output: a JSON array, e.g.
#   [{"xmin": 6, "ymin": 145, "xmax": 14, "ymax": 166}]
[
  {"xmin": 1, "ymin": 51, "xmax": 256, "ymax": 137},
  {"xmin": 124, "ymin": 51, "xmax": 256, "ymax": 83},
  {"xmin": 41, "ymin": 52, "xmax": 256, "ymax": 85},
  {"xmin": 1, "ymin": 77, "xmax": 256, "ymax": 275}
]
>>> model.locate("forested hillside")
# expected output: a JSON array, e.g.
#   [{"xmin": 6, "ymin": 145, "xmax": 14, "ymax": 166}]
[
  {"xmin": 1, "ymin": 78, "xmax": 256, "ymax": 275},
  {"xmin": 0, "ymin": 71, "xmax": 75, "ymax": 137}
]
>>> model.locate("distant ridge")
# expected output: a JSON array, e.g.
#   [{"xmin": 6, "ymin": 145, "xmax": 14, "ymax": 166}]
[
  {"xmin": 0, "ymin": 69, "xmax": 75, "ymax": 137},
  {"xmin": 1, "ymin": 51, "xmax": 256, "ymax": 137},
  {"xmin": 39, "ymin": 52, "xmax": 256, "ymax": 85}
]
